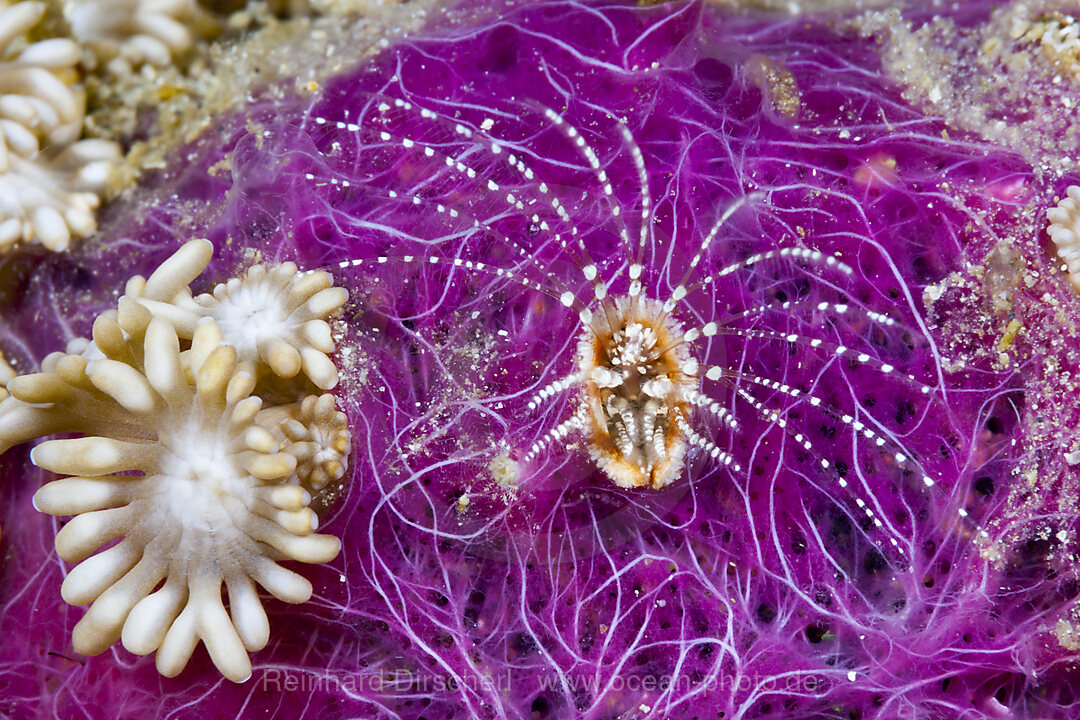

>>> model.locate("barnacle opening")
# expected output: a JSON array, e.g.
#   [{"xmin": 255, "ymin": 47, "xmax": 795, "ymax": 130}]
[{"xmin": 579, "ymin": 296, "xmax": 698, "ymax": 489}]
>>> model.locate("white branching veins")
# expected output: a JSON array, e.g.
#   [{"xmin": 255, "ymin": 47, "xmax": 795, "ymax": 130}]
[
  {"xmin": 0, "ymin": 241, "xmax": 351, "ymax": 682},
  {"xmin": 0, "ymin": 0, "xmax": 120, "ymax": 251},
  {"xmin": 123, "ymin": 239, "xmax": 348, "ymax": 390}
]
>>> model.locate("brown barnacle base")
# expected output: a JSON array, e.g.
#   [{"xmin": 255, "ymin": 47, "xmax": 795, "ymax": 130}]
[{"xmin": 578, "ymin": 296, "xmax": 697, "ymax": 489}]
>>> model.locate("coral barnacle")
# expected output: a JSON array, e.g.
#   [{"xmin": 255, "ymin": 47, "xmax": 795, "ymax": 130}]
[{"xmin": 124, "ymin": 239, "xmax": 348, "ymax": 389}]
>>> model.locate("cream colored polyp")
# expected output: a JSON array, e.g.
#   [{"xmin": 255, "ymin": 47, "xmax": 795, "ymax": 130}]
[{"xmin": 0, "ymin": 240, "xmax": 351, "ymax": 682}]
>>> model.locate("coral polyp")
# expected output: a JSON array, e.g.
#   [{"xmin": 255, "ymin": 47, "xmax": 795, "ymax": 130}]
[
  {"xmin": 0, "ymin": 240, "xmax": 350, "ymax": 682},
  {"xmin": 124, "ymin": 239, "xmax": 348, "ymax": 389},
  {"xmin": 31, "ymin": 319, "xmax": 339, "ymax": 682},
  {"xmin": 0, "ymin": 2, "xmax": 83, "ymax": 148},
  {"xmin": 257, "ymin": 392, "xmax": 352, "ymax": 494},
  {"xmin": 0, "ymin": 0, "xmax": 120, "ymax": 251},
  {"xmin": 64, "ymin": 0, "xmax": 209, "ymax": 73},
  {"xmin": 1047, "ymin": 185, "xmax": 1080, "ymax": 290}
]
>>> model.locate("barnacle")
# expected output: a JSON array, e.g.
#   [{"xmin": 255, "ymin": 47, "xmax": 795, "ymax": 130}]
[
  {"xmin": 0, "ymin": 0, "xmax": 120, "ymax": 251},
  {"xmin": 1047, "ymin": 185, "xmax": 1080, "ymax": 290},
  {"xmin": 575, "ymin": 297, "xmax": 697, "ymax": 489},
  {"xmin": 64, "ymin": 0, "xmax": 212, "ymax": 74},
  {"xmin": 123, "ymin": 239, "xmax": 348, "ymax": 389}
]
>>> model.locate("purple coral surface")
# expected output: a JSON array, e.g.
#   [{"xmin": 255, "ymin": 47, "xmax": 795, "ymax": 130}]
[{"xmin": 1, "ymin": 1, "xmax": 1078, "ymax": 718}]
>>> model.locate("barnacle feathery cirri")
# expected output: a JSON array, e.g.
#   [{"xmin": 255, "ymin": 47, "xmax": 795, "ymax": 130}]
[
  {"xmin": 0, "ymin": 241, "xmax": 350, "ymax": 682},
  {"xmin": 0, "ymin": 0, "xmax": 120, "ymax": 251}
]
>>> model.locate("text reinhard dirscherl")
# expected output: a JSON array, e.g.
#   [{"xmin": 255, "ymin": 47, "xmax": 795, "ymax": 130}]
[{"xmin": 259, "ymin": 667, "xmax": 832, "ymax": 696}]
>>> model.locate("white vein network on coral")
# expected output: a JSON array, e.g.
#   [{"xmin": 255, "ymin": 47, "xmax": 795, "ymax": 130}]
[
  {"xmin": 0, "ymin": 0, "xmax": 120, "ymax": 251},
  {"xmin": 0, "ymin": 241, "xmax": 352, "ymax": 682},
  {"xmin": 1047, "ymin": 185, "xmax": 1080, "ymax": 290}
]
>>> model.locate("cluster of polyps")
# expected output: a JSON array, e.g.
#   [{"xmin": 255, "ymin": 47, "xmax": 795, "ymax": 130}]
[
  {"xmin": 327, "ymin": 96, "xmax": 940, "ymax": 547},
  {"xmin": 0, "ymin": 1, "xmax": 120, "ymax": 251},
  {"xmin": 0, "ymin": 240, "xmax": 350, "ymax": 682},
  {"xmin": 64, "ymin": 0, "xmax": 210, "ymax": 74}
]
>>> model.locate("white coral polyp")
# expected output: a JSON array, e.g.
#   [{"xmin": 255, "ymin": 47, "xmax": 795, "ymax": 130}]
[
  {"xmin": 64, "ymin": 0, "xmax": 204, "ymax": 73},
  {"xmin": 127, "ymin": 239, "xmax": 349, "ymax": 389},
  {"xmin": 30, "ymin": 318, "xmax": 341, "ymax": 682},
  {"xmin": 258, "ymin": 393, "xmax": 352, "ymax": 494},
  {"xmin": 1047, "ymin": 185, "xmax": 1080, "ymax": 290},
  {"xmin": 0, "ymin": 2, "xmax": 83, "ymax": 147},
  {"xmin": 0, "ymin": 349, "xmax": 14, "ymax": 401},
  {"xmin": 0, "ymin": 1, "xmax": 120, "ymax": 251},
  {"xmin": 0, "ymin": 140, "xmax": 119, "ymax": 251}
]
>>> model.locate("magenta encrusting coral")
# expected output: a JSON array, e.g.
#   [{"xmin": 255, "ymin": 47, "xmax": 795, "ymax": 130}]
[{"xmin": 1, "ymin": 0, "xmax": 1078, "ymax": 718}]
